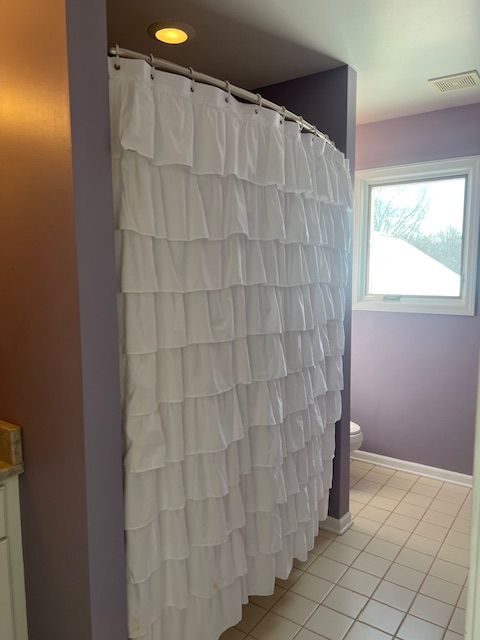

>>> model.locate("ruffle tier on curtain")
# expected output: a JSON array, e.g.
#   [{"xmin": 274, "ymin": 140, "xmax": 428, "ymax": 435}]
[{"xmin": 109, "ymin": 58, "xmax": 352, "ymax": 640}]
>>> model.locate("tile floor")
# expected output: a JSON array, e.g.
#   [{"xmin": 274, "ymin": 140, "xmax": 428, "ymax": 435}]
[{"xmin": 222, "ymin": 460, "xmax": 471, "ymax": 640}]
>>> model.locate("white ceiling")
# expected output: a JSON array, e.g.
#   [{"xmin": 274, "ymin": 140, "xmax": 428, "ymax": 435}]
[{"xmin": 107, "ymin": 0, "xmax": 480, "ymax": 123}]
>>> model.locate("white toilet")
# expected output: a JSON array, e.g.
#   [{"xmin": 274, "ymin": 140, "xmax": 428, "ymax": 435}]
[{"xmin": 350, "ymin": 421, "xmax": 363, "ymax": 452}]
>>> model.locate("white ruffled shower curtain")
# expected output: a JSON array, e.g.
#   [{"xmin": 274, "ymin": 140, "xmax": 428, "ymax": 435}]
[{"xmin": 109, "ymin": 57, "xmax": 352, "ymax": 640}]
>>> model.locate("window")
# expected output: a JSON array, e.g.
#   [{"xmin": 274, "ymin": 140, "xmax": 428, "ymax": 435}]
[{"xmin": 353, "ymin": 157, "xmax": 480, "ymax": 315}]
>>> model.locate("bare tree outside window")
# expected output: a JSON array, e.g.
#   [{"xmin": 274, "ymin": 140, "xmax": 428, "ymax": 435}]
[{"xmin": 371, "ymin": 180, "xmax": 464, "ymax": 274}]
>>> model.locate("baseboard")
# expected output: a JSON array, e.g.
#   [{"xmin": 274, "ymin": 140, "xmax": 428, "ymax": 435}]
[
  {"xmin": 351, "ymin": 450, "xmax": 473, "ymax": 487},
  {"xmin": 319, "ymin": 512, "xmax": 353, "ymax": 535}
]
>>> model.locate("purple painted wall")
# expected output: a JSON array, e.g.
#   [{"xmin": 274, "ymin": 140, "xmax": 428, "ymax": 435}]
[
  {"xmin": 258, "ymin": 66, "xmax": 357, "ymax": 518},
  {"xmin": 0, "ymin": 1, "xmax": 127, "ymax": 637},
  {"xmin": 352, "ymin": 103, "xmax": 480, "ymax": 475}
]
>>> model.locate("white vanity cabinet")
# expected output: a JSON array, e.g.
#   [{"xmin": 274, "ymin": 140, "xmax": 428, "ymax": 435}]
[
  {"xmin": 0, "ymin": 476, "xmax": 28, "ymax": 640},
  {"xmin": 0, "ymin": 537, "xmax": 15, "ymax": 639}
]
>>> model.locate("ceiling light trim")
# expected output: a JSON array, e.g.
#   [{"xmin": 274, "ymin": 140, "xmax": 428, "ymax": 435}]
[{"xmin": 148, "ymin": 21, "xmax": 195, "ymax": 45}]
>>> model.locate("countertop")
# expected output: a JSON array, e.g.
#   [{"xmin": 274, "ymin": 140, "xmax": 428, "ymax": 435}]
[{"xmin": 0, "ymin": 420, "xmax": 24, "ymax": 480}]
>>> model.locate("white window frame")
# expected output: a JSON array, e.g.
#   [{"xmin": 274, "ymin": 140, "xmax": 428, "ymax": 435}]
[{"xmin": 353, "ymin": 156, "xmax": 480, "ymax": 316}]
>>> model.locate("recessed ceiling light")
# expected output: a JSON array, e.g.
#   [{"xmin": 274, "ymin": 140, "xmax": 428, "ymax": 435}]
[{"xmin": 148, "ymin": 22, "xmax": 195, "ymax": 45}]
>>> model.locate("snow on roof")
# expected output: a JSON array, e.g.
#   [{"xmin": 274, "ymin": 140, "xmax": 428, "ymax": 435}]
[{"xmin": 368, "ymin": 232, "xmax": 461, "ymax": 297}]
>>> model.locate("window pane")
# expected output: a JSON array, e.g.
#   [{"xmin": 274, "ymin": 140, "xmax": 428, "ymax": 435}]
[{"xmin": 367, "ymin": 177, "xmax": 466, "ymax": 297}]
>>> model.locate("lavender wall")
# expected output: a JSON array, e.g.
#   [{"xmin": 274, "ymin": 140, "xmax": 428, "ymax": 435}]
[
  {"xmin": 352, "ymin": 103, "xmax": 480, "ymax": 475},
  {"xmin": 258, "ymin": 66, "xmax": 357, "ymax": 518},
  {"xmin": 0, "ymin": 1, "xmax": 127, "ymax": 637},
  {"xmin": 66, "ymin": 0, "xmax": 127, "ymax": 636}
]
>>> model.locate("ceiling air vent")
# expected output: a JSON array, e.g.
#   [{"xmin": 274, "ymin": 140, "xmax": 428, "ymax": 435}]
[{"xmin": 428, "ymin": 70, "xmax": 480, "ymax": 93}]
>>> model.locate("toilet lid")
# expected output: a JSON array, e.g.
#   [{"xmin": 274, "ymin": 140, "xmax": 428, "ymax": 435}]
[{"xmin": 350, "ymin": 421, "xmax": 361, "ymax": 435}]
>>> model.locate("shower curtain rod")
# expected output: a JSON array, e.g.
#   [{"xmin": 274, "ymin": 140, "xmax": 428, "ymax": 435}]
[{"xmin": 108, "ymin": 46, "xmax": 336, "ymax": 148}]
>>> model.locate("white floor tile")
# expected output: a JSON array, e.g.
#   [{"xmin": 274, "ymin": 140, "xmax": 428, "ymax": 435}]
[
  {"xmin": 372, "ymin": 579, "xmax": 416, "ymax": 611},
  {"xmin": 369, "ymin": 496, "xmax": 398, "ymax": 512},
  {"xmin": 377, "ymin": 486, "xmax": 407, "ymax": 501},
  {"xmin": 276, "ymin": 567, "xmax": 303, "ymax": 589},
  {"xmin": 336, "ymin": 529, "xmax": 371, "ymax": 551},
  {"xmin": 384, "ymin": 563, "xmax": 425, "ymax": 590},
  {"xmin": 410, "ymin": 593, "xmax": 454, "ymax": 627},
  {"xmin": 403, "ymin": 491, "xmax": 434, "ymax": 507},
  {"xmin": 322, "ymin": 542, "xmax": 361, "ymax": 566},
  {"xmin": 221, "ymin": 628, "xmax": 246, "ymax": 640},
  {"xmin": 396, "ymin": 615, "xmax": 444, "ymax": 640},
  {"xmin": 429, "ymin": 559, "xmax": 468, "ymax": 586},
  {"xmin": 443, "ymin": 631, "xmax": 463, "ymax": 640},
  {"xmin": 294, "ymin": 629, "xmax": 329, "ymax": 640},
  {"xmin": 404, "ymin": 534, "xmax": 441, "ymax": 557},
  {"xmin": 394, "ymin": 501, "xmax": 426, "ymax": 519},
  {"xmin": 354, "ymin": 480, "xmax": 383, "ymax": 495},
  {"xmin": 236, "ymin": 603, "xmax": 267, "ymax": 633},
  {"xmin": 409, "ymin": 483, "xmax": 440, "ymax": 498},
  {"xmin": 375, "ymin": 524, "xmax": 410, "ymax": 546},
  {"xmin": 429, "ymin": 498, "xmax": 461, "ymax": 516},
  {"xmin": 384, "ymin": 513, "xmax": 419, "ymax": 533},
  {"xmin": 386, "ymin": 476, "xmax": 417, "ymax": 490},
  {"xmin": 458, "ymin": 585, "xmax": 468, "ymax": 608},
  {"xmin": 291, "ymin": 573, "xmax": 335, "ymax": 603},
  {"xmin": 338, "ymin": 568, "xmax": 381, "ymax": 597},
  {"xmin": 350, "ymin": 461, "xmax": 374, "ymax": 475},
  {"xmin": 322, "ymin": 585, "xmax": 368, "ymax": 618},
  {"xmin": 318, "ymin": 531, "xmax": 340, "ymax": 542},
  {"xmin": 350, "ymin": 490, "xmax": 373, "ymax": 505},
  {"xmin": 451, "ymin": 517, "xmax": 471, "ymax": 534},
  {"xmin": 344, "ymin": 621, "xmax": 392, "ymax": 640},
  {"xmin": 414, "ymin": 521, "xmax": 449, "ymax": 542},
  {"xmin": 359, "ymin": 504, "xmax": 392, "ymax": 524},
  {"xmin": 294, "ymin": 552, "xmax": 321, "ymax": 570},
  {"xmin": 422, "ymin": 509, "xmax": 455, "ymax": 529},
  {"xmin": 314, "ymin": 537, "xmax": 335, "ymax": 555},
  {"xmin": 458, "ymin": 504, "xmax": 472, "ymax": 520},
  {"xmin": 351, "ymin": 517, "xmax": 382, "ymax": 536},
  {"xmin": 372, "ymin": 465, "xmax": 396, "ymax": 477},
  {"xmin": 272, "ymin": 592, "xmax": 318, "ymax": 625},
  {"xmin": 437, "ymin": 485, "xmax": 469, "ymax": 501},
  {"xmin": 437, "ymin": 543, "xmax": 469, "ymax": 567},
  {"xmin": 364, "ymin": 471, "xmax": 394, "ymax": 485},
  {"xmin": 420, "ymin": 575, "xmax": 462, "ymax": 606},
  {"xmin": 349, "ymin": 501, "xmax": 364, "ymax": 517},
  {"xmin": 251, "ymin": 585, "xmax": 286, "ymax": 609},
  {"xmin": 308, "ymin": 556, "xmax": 349, "ymax": 583},
  {"xmin": 394, "ymin": 547, "xmax": 434, "ymax": 572},
  {"xmin": 250, "ymin": 612, "xmax": 300, "ymax": 640},
  {"xmin": 358, "ymin": 600, "xmax": 403, "ymax": 634},
  {"xmin": 448, "ymin": 607, "xmax": 466, "ymax": 634},
  {"xmin": 364, "ymin": 538, "xmax": 401, "ymax": 561},
  {"xmin": 415, "ymin": 477, "xmax": 443, "ymax": 488},
  {"xmin": 395, "ymin": 471, "xmax": 419, "ymax": 482},
  {"xmin": 352, "ymin": 551, "xmax": 392, "ymax": 578},
  {"xmin": 305, "ymin": 605, "xmax": 354, "ymax": 640}
]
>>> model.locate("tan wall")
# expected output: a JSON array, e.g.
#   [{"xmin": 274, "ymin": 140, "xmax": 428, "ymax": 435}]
[{"xmin": 0, "ymin": 1, "xmax": 126, "ymax": 637}]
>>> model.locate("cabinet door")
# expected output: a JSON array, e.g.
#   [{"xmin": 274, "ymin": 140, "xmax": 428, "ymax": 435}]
[{"xmin": 0, "ymin": 538, "xmax": 15, "ymax": 639}]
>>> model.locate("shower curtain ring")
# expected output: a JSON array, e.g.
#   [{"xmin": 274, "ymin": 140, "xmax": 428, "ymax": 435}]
[
  {"xmin": 281, "ymin": 106, "xmax": 287, "ymax": 124},
  {"xmin": 114, "ymin": 44, "xmax": 121, "ymax": 70},
  {"xmin": 255, "ymin": 93, "xmax": 263, "ymax": 114},
  {"xmin": 149, "ymin": 54, "xmax": 155, "ymax": 80},
  {"xmin": 224, "ymin": 80, "xmax": 231, "ymax": 103},
  {"xmin": 299, "ymin": 116, "xmax": 305, "ymax": 131},
  {"xmin": 188, "ymin": 67, "xmax": 195, "ymax": 92}
]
